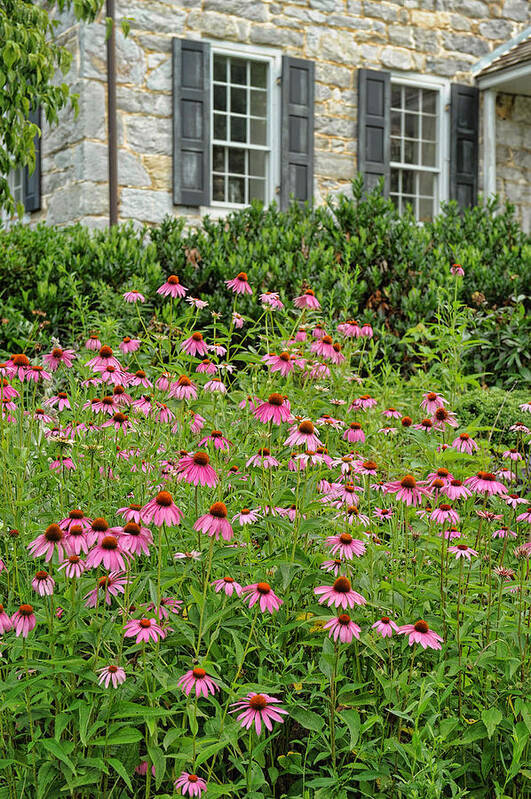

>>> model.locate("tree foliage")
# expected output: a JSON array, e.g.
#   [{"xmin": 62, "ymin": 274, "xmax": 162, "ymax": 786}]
[{"xmin": 0, "ymin": 0, "xmax": 104, "ymax": 215}]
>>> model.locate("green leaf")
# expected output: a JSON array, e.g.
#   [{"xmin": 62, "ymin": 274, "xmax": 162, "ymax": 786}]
[
  {"xmin": 40, "ymin": 739, "xmax": 76, "ymax": 774},
  {"xmin": 481, "ymin": 707, "xmax": 502, "ymax": 739},
  {"xmin": 289, "ymin": 706, "xmax": 323, "ymax": 733},
  {"xmin": 340, "ymin": 708, "xmax": 360, "ymax": 749},
  {"xmin": 108, "ymin": 757, "xmax": 133, "ymax": 791},
  {"xmin": 92, "ymin": 729, "xmax": 143, "ymax": 745}
]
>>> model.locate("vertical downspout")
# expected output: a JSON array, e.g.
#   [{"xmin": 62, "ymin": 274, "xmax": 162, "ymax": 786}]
[
  {"xmin": 106, "ymin": 0, "xmax": 118, "ymax": 226},
  {"xmin": 483, "ymin": 89, "xmax": 496, "ymax": 203}
]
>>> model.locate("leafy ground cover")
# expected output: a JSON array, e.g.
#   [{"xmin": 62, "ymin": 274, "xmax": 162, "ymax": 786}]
[{"xmin": 0, "ymin": 267, "xmax": 530, "ymax": 798}]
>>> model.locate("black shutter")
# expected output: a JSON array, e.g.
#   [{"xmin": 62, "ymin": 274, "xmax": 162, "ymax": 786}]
[
  {"xmin": 450, "ymin": 84, "xmax": 479, "ymax": 209},
  {"xmin": 280, "ymin": 56, "xmax": 314, "ymax": 209},
  {"xmin": 23, "ymin": 106, "xmax": 41, "ymax": 213},
  {"xmin": 172, "ymin": 39, "xmax": 210, "ymax": 206},
  {"xmin": 357, "ymin": 68, "xmax": 390, "ymax": 194}
]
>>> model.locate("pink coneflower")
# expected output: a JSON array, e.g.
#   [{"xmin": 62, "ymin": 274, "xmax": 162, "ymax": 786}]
[
  {"xmin": 225, "ymin": 271, "xmax": 253, "ymax": 295},
  {"xmin": 158, "ymin": 274, "xmax": 188, "ymax": 298},
  {"xmin": 141, "ymin": 491, "xmax": 183, "ymax": 526},
  {"xmin": 7, "ymin": 353, "xmax": 30, "ymax": 380},
  {"xmin": 85, "ymin": 333, "xmax": 102, "ymax": 350},
  {"xmin": 242, "ymin": 582, "xmax": 283, "ymax": 613},
  {"xmin": 58, "ymin": 554, "xmax": 86, "ymax": 578},
  {"xmin": 43, "ymin": 347, "xmax": 76, "ymax": 372},
  {"xmin": 269, "ymin": 351, "xmax": 297, "ymax": 376},
  {"xmin": 84, "ymin": 572, "xmax": 128, "ymax": 607},
  {"xmin": 503, "ymin": 448, "xmax": 523, "ymax": 461},
  {"xmin": 320, "ymin": 559, "xmax": 342, "ymax": 576},
  {"xmin": 516, "ymin": 507, "xmax": 531, "ymax": 523},
  {"xmin": 231, "ymin": 693, "xmax": 288, "ymax": 734},
  {"xmin": 176, "ymin": 451, "xmax": 218, "ymax": 487},
  {"xmin": 43, "ymin": 391, "xmax": 71, "ymax": 412},
  {"xmin": 253, "ymin": 393, "xmax": 291, "ymax": 425},
  {"xmin": 170, "ymin": 375, "xmax": 198, "ymax": 400},
  {"xmin": 181, "ymin": 332, "xmax": 208, "ymax": 357},
  {"xmin": 314, "ymin": 576, "xmax": 366, "ymax": 609},
  {"xmin": 25, "ymin": 364, "xmax": 52, "ymax": 383},
  {"xmin": 476, "ymin": 510, "xmax": 504, "ymax": 522},
  {"xmin": 117, "ymin": 503, "xmax": 143, "ymax": 523},
  {"xmin": 143, "ymin": 597, "xmax": 182, "ymax": 620},
  {"xmin": 451, "ymin": 263, "xmax": 465, "ymax": 276},
  {"xmin": 372, "ymin": 616, "xmax": 399, "ymax": 638},
  {"xmin": 129, "ymin": 369, "xmax": 152, "ymax": 388},
  {"xmin": 448, "ymin": 543, "xmax": 478, "ymax": 560},
  {"xmin": 510, "ymin": 422, "xmax": 530, "ymax": 433},
  {"xmin": 421, "ymin": 392, "xmax": 447, "ymax": 414},
  {"xmin": 102, "ymin": 412, "xmax": 132, "ymax": 433},
  {"xmin": 116, "ymin": 522, "xmax": 153, "ymax": 556},
  {"xmin": 204, "ymin": 377, "xmax": 227, "ymax": 394},
  {"xmin": 337, "ymin": 319, "xmax": 361, "ymax": 338},
  {"xmin": 311, "ymin": 335, "xmax": 335, "ymax": 359},
  {"xmin": 177, "ymin": 667, "xmax": 220, "ymax": 697},
  {"xmin": 196, "ymin": 359, "xmax": 217, "ymax": 375},
  {"xmin": 86, "ymin": 535, "xmax": 128, "ymax": 571},
  {"xmin": 294, "ymin": 328, "xmax": 307, "ymax": 341},
  {"xmin": 384, "ymin": 475, "xmax": 428, "ymax": 506},
  {"xmin": 123, "ymin": 617, "xmax": 165, "ymax": 644},
  {"xmin": 232, "ymin": 311, "xmax": 244, "ymax": 328},
  {"xmin": 98, "ymin": 664, "xmax": 126, "ymax": 688},
  {"xmin": 261, "ymin": 291, "xmax": 284, "ymax": 309},
  {"xmin": 86, "ymin": 345, "xmax": 122, "ymax": 373},
  {"xmin": 343, "ymin": 422, "xmax": 365, "ymax": 443},
  {"xmin": 123, "ymin": 290, "xmax": 145, "ymax": 303},
  {"xmin": 233, "ymin": 508, "xmax": 261, "ymax": 526},
  {"xmin": 465, "ymin": 471, "xmax": 507, "ymax": 496},
  {"xmin": 135, "ymin": 762, "xmax": 156, "ymax": 777},
  {"xmin": 374, "ymin": 507, "xmax": 394, "ymax": 521},
  {"xmin": 342, "ymin": 505, "xmax": 370, "ymax": 526},
  {"xmin": 194, "ymin": 502, "xmax": 234, "ymax": 542},
  {"xmin": 28, "ymin": 524, "xmax": 67, "ymax": 562},
  {"xmin": 325, "ymin": 532, "xmax": 366, "ymax": 559},
  {"xmin": 174, "ymin": 772, "xmax": 207, "ymax": 797},
  {"xmin": 444, "ymin": 479, "xmax": 472, "ymax": 501},
  {"xmin": 32, "ymin": 570, "xmax": 55, "ymax": 596},
  {"xmin": 50, "ymin": 457, "xmax": 76, "ymax": 472},
  {"xmin": 432, "ymin": 407, "xmax": 459, "ymax": 430},
  {"xmin": 413, "ymin": 418, "xmax": 433, "ymax": 432},
  {"xmin": 246, "ymin": 448, "xmax": 280, "ymax": 469},
  {"xmin": 197, "ymin": 432, "xmax": 231, "ymax": 455},
  {"xmin": 360, "ymin": 323, "xmax": 373, "ymax": 338},
  {"xmin": 119, "ymin": 336, "xmax": 141, "ymax": 354},
  {"xmin": 0, "ymin": 604, "xmax": 12, "ymax": 633},
  {"xmin": 492, "ymin": 526, "xmax": 516, "ymax": 539},
  {"xmin": 11, "ymin": 604, "xmax": 36, "ymax": 638},
  {"xmin": 212, "ymin": 576, "xmax": 243, "ymax": 596},
  {"xmin": 284, "ymin": 420, "xmax": 322, "ymax": 450},
  {"xmin": 519, "ymin": 402, "xmax": 531, "ymax": 413},
  {"xmin": 430, "ymin": 504, "xmax": 460, "ymax": 525},
  {"xmin": 439, "ymin": 526, "xmax": 461, "ymax": 540},
  {"xmin": 174, "ymin": 550, "xmax": 201, "ymax": 562},
  {"xmin": 452, "ymin": 432, "xmax": 478, "ymax": 454},
  {"xmin": 323, "ymin": 613, "xmax": 361, "ymax": 643},
  {"xmin": 398, "ymin": 620, "xmax": 443, "ymax": 650},
  {"xmin": 293, "ymin": 289, "xmax": 320, "ymax": 310}
]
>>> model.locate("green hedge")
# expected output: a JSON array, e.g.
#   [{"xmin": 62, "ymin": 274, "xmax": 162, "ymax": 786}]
[{"xmin": 1, "ymin": 178, "xmax": 529, "ymax": 385}]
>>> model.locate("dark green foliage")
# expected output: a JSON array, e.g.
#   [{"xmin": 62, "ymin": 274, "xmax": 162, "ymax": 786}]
[
  {"xmin": 455, "ymin": 386, "xmax": 530, "ymax": 441},
  {"xmin": 1, "ymin": 178, "xmax": 529, "ymax": 385}
]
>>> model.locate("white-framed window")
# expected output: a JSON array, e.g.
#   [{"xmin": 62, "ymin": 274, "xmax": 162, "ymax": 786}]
[
  {"xmin": 389, "ymin": 74, "xmax": 450, "ymax": 221},
  {"xmin": 208, "ymin": 42, "xmax": 281, "ymax": 210},
  {"xmin": 9, "ymin": 166, "xmax": 24, "ymax": 207}
]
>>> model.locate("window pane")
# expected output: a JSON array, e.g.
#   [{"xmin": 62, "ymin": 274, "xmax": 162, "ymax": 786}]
[
  {"xmin": 422, "ymin": 115, "xmax": 436, "ymax": 141},
  {"xmin": 230, "ymin": 58, "xmax": 247, "ymax": 85},
  {"xmin": 231, "ymin": 87, "xmax": 247, "ymax": 115},
  {"xmin": 422, "ymin": 90, "xmax": 437, "ymax": 114},
  {"xmin": 213, "ymin": 146, "xmax": 224, "ymax": 172},
  {"xmin": 228, "ymin": 176, "xmax": 245, "ymax": 204},
  {"xmin": 251, "ymin": 61, "xmax": 267, "ymax": 88},
  {"xmin": 214, "ymin": 84, "xmax": 226, "ymax": 111},
  {"xmin": 214, "ymin": 55, "xmax": 227, "ymax": 82},
  {"xmin": 229, "ymin": 148, "xmax": 245, "ymax": 174},
  {"xmin": 405, "ymin": 87, "xmax": 419, "ymax": 111},
  {"xmin": 405, "ymin": 113, "xmax": 418, "ymax": 139},
  {"xmin": 391, "ymin": 111, "xmax": 401, "ymax": 137},
  {"xmin": 391, "ymin": 86, "xmax": 402, "ymax": 108},
  {"xmin": 250, "ymin": 150, "xmax": 266, "ymax": 177},
  {"xmin": 214, "ymin": 113, "xmax": 227, "ymax": 140},
  {"xmin": 213, "ymin": 174, "xmax": 225, "ymax": 202},
  {"xmin": 250, "ymin": 118, "xmax": 266, "ymax": 145},
  {"xmin": 249, "ymin": 178, "xmax": 266, "ymax": 202},
  {"xmin": 419, "ymin": 196, "xmax": 434, "ymax": 221},
  {"xmin": 251, "ymin": 90, "xmax": 266, "ymax": 117},
  {"xmin": 419, "ymin": 172, "xmax": 434, "ymax": 197},
  {"xmin": 390, "ymin": 193, "xmax": 400, "ymax": 211},
  {"xmin": 402, "ymin": 170, "xmax": 415, "ymax": 194},
  {"xmin": 404, "ymin": 139, "xmax": 419, "ymax": 165},
  {"xmin": 230, "ymin": 116, "xmax": 246, "ymax": 142},
  {"xmin": 390, "ymin": 169, "xmax": 400, "ymax": 193},
  {"xmin": 391, "ymin": 138, "xmax": 401, "ymax": 161},
  {"xmin": 423, "ymin": 142, "xmax": 436, "ymax": 166}
]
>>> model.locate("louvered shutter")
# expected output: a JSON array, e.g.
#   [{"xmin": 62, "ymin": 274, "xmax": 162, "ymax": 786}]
[
  {"xmin": 173, "ymin": 39, "xmax": 211, "ymax": 206},
  {"xmin": 280, "ymin": 56, "xmax": 315, "ymax": 209},
  {"xmin": 450, "ymin": 84, "xmax": 479, "ymax": 208},
  {"xmin": 23, "ymin": 106, "xmax": 41, "ymax": 213},
  {"xmin": 357, "ymin": 68, "xmax": 390, "ymax": 194}
]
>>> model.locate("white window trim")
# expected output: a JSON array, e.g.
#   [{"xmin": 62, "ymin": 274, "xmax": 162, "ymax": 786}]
[
  {"xmin": 1, "ymin": 167, "xmax": 28, "ymax": 226},
  {"xmin": 200, "ymin": 39, "xmax": 282, "ymax": 218},
  {"xmin": 389, "ymin": 71, "xmax": 451, "ymax": 217}
]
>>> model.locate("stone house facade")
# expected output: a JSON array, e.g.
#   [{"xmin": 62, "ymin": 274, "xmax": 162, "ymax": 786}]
[{"xmin": 9, "ymin": 0, "xmax": 531, "ymax": 231}]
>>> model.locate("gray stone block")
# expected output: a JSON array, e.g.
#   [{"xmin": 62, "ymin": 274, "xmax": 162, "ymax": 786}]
[
  {"xmin": 125, "ymin": 115, "xmax": 172, "ymax": 155},
  {"xmin": 502, "ymin": 0, "xmax": 530, "ymax": 22},
  {"xmin": 381, "ymin": 46, "xmax": 414, "ymax": 70},
  {"xmin": 315, "ymin": 151, "xmax": 356, "ymax": 179},
  {"xmin": 118, "ymin": 149, "xmax": 151, "ymax": 188},
  {"xmin": 117, "ymin": 86, "xmax": 171, "ymax": 116},
  {"xmin": 120, "ymin": 188, "xmax": 174, "ymax": 223},
  {"xmin": 442, "ymin": 33, "xmax": 491, "ymax": 56},
  {"xmin": 145, "ymin": 58, "xmax": 172, "ymax": 92},
  {"xmin": 203, "ymin": 0, "xmax": 268, "ymax": 22},
  {"xmin": 478, "ymin": 20, "xmax": 514, "ymax": 40},
  {"xmin": 364, "ymin": 0, "xmax": 399, "ymax": 21},
  {"xmin": 118, "ymin": 0, "xmax": 187, "ymax": 33},
  {"xmin": 389, "ymin": 25, "xmax": 414, "ymax": 47}
]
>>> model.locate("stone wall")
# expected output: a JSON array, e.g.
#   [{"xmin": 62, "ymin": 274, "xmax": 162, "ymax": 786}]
[
  {"xmin": 35, "ymin": 0, "xmax": 531, "ymax": 230},
  {"xmin": 493, "ymin": 93, "xmax": 531, "ymax": 232}
]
